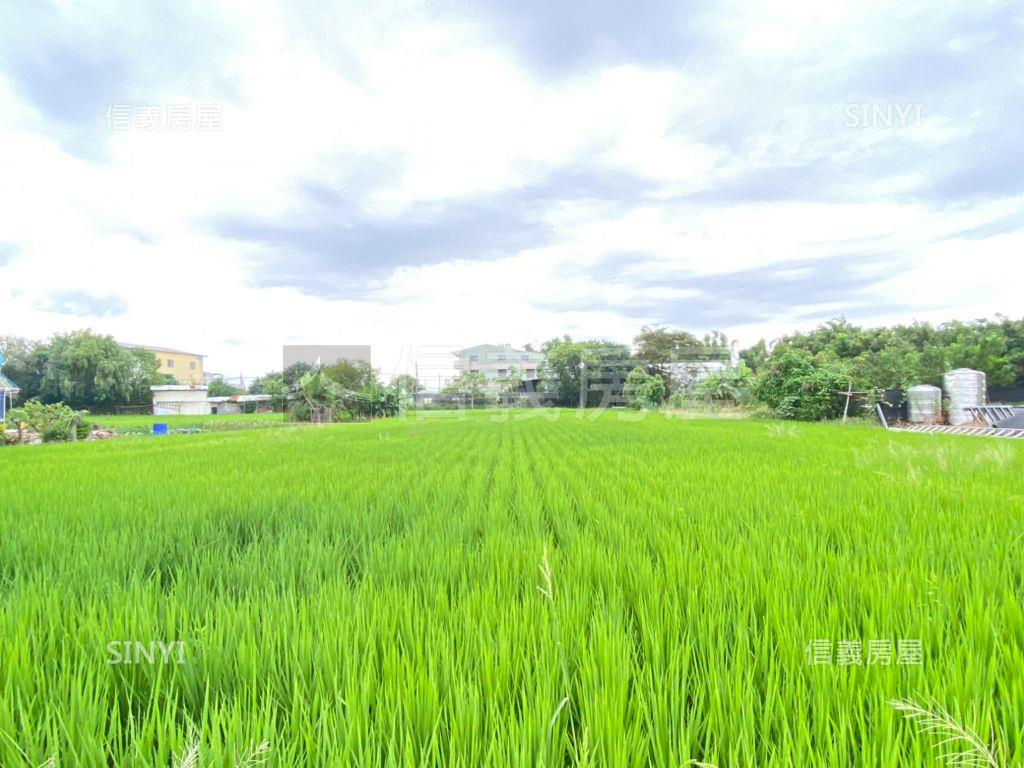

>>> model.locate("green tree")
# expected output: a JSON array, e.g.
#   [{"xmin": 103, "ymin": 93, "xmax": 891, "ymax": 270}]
[
  {"xmin": 322, "ymin": 359, "xmax": 374, "ymax": 391},
  {"xmin": 623, "ymin": 366, "xmax": 666, "ymax": 409},
  {"xmin": 282, "ymin": 362, "xmax": 316, "ymax": 388},
  {"xmin": 391, "ymin": 374, "xmax": 422, "ymax": 396},
  {"xmin": 754, "ymin": 348, "xmax": 850, "ymax": 420},
  {"xmin": 207, "ymin": 377, "xmax": 242, "ymax": 398},
  {"xmin": 443, "ymin": 371, "xmax": 489, "ymax": 407},
  {"xmin": 696, "ymin": 362, "xmax": 754, "ymax": 405},
  {"xmin": 289, "ymin": 371, "xmax": 342, "ymax": 422},
  {"xmin": 39, "ymin": 330, "xmax": 161, "ymax": 410},
  {"xmin": 739, "ymin": 339, "xmax": 770, "ymax": 374},
  {"xmin": 0, "ymin": 335, "xmax": 44, "ymax": 401},
  {"xmin": 765, "ymin": 315, "xmax": 1024, "ymax": 392},
  {"xmin": 541, "ymin": 337, "xmax": 633, "ymax": 407},
  {"xmin": 495, "ymin": 366, "xmax": 524, "ymax": 405},
  {"xmin": 249, "ymin": 372, "xmax": 286, "ymax": 411},
  {"xmin": 633, "ymin": 326, "xmax": 730, "ymax": 391}
]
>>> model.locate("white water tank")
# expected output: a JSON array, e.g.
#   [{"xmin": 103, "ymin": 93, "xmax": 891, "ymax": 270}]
[
  {"xmin": 906, "ymin": 384, "xmax": 942, "ymax": 424},
  {"xmin": 943, "ymin": 368, "xmax": 986, "ymax": 425}
]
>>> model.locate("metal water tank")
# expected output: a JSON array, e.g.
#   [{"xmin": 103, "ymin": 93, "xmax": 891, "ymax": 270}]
[
  {"xmin": 906, "ymin": 384, "xmax": 942, "ymax": 424},
  {"xmin": 943, "ymin": 368, "xmax": 986, "ymax": 425}
]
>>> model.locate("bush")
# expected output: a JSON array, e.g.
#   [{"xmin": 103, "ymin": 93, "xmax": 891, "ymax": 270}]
[
  {"xmin": 694, "ymin": 363, "xmax": 755, "ymax": 405},
  {"xmin": 7, "ymin": 400, "xmax": 88, "ymax": 442},
  {"xmin": 623, "ymin": 367, "xmax": 666, "ymax": 409},
  {"xmin": 754, "ymin": 349, "xmax": 850, "ymax": 421}
]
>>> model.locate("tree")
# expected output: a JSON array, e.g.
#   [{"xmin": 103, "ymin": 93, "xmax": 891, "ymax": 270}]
[
  {"xmin": 739, "ymin": 339, "xmax": 770, "ymax": 374},
  {"xmin": 765, "ymin": 315, "xmax": 1024, "ymax": 392},
  {"xmin": 207, "ymin": 377, "xmax": 242, "ymax": 397},
  {"xmin": 633, "ymin": 326, "xmax": 702, "ymax": 369},
  {"xmin": 695, "ymin": 362, "xmax": 754, "ymax": 405},
  {"xmin": 623, "ymin": 367, "xmax": 666, "ymax": 409},
  {"xmin": 282, "ymin": 362, "xmax": 316, "ymax": 388},
  {"xmin": 443, "ymin": 371, "xmax": 489, "ymax": 407},
  {"xmin": 123, "ymin": 347, "xmax": 165, "ymax": 405},
  {"xmin": 0, "ymin": 335, "xmax": 44, "ymax": 401},
  {"xmin": 350, "ymin": 378, "xmax": 403, "ymax": 418},
  {"xmin": 633, "ymin": 326, "xmax": 730, "ymax": 391},
  {"xmin": 391, "ymin": 374, "xmax": 422, "ymax": 396},
  {"xmin": 289, "ymin": 371, "xmax": 341, "ymax": 422},
  {"xmin": 249, "ymin": 372, "xmax": 286, "ymax": 411},
  {"xmin": 39, "ymin": 330, "xmax": 161, "ymax": 410},
  {"xmin": 495, "ymin": 366, "xmax": 524, "ymax": 405},
  {"xmin": 540, "ymin": 337, "xmax": 590, "ymax": 406},
  {"xmin": 754, "ymin": 348, "xmax": 850, "ymax": 421},
  {"xmin": 540, "ymin": 337, "xmax": 633, "ymax": 407},
  {"xmin": 322, "ymin": 359, "xmax": 374, "ymax": 391}
]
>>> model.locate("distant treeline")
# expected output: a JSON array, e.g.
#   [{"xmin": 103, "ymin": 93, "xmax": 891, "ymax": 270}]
[
  {"xmin": 742, "ymin": 315, "xmax": 1024, "ymax": 389},
  {"xmin": 3, "ymin": 316, "xmax": 1021, "ymax": 419}
]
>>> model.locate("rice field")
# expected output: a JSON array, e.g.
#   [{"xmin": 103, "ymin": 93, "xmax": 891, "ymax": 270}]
[
  {"xmin": 89, "ymin": 412, "xmax": 288, "ymax": 435},
  {"xmin": 1, "ymin": 411, "xmax": 1022, "ymax": 767}
]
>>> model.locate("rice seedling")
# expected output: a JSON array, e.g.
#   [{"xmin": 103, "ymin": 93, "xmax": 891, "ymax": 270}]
[{"xmin": 0, "ymin": 410, "xmax": 1020, "ymax": 766}]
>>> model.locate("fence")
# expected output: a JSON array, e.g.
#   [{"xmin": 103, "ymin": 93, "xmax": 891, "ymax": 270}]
[{"xmin": 877, "ymin": 386, "xmax": 1024, "ymax": 425}]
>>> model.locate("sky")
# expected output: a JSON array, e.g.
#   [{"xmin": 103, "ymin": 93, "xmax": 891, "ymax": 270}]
[{"xmin": 0, "ymin": 0, "xmax": 1021, "ymax": 381}]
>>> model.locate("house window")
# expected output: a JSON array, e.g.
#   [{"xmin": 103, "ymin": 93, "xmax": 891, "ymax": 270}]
[
  {"xmin": 470, "ymin": 369, "xmax": 479, "ymax": 374},
  {"xmin": 190, "ymin": 361, "xmax": 196, "ymax": 370},
  {"xmin": 167, "ymin": 359, "xmax": 175, "ymax": 368},
  {"xmin": 498, "ymin": 369, "xmax": 507, "ymax": 377},
  {"xmin": 497, "ymin": 354, "xmax": 506, "ymax": 362},
  {"xmin": 469, "ymin": 355, "xmax": 479, "ymax": 364}
]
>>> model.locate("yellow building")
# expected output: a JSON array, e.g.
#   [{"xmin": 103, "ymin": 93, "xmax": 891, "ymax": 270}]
[{"xmin": 120, "ymin": 343, "xmax": 206, "ymax": 385}]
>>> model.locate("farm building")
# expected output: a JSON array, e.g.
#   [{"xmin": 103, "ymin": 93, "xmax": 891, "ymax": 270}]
[
  {"xmin": 151, "ymin": 385, "xmax": 211, "ymax": 415},
  {"xmin": 207, "ymin": 394, "xmax": 272, "ymax": 414},
  {"xmin": 0, "ymin": 372, "xmax": 18, "ymax": 423}
]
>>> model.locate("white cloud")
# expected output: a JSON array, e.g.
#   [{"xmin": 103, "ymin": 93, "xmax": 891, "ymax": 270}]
[{"xmin": 0, "ymin": 0, "xmax": 1021, "ymax": 381}]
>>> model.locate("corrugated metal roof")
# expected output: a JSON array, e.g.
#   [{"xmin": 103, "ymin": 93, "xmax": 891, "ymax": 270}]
[
  {"xmin": 0, "ymin": 373, "xmax": 19, "ymax": 391},
  {"xmin": 119, "ymin": 342, "xmax": 205, "ymax": 357}
]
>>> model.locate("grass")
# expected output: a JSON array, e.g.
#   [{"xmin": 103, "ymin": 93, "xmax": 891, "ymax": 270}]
[{"xmin": 0, "ymin": 410, "xmax": 1021, "ymax": 766}]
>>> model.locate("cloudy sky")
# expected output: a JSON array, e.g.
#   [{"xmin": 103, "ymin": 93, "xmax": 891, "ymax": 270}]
[{"xmin": 1, "ymin": 0, "xmax": 1021, "ymax": 380}]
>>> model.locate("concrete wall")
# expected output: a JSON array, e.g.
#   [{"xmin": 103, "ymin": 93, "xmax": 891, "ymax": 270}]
[{"xmin": 152, "ymin": 388, "xmax": 211, "ymax": 415}]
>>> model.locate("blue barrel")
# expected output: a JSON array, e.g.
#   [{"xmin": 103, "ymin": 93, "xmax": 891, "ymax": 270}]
[{"xmin": 152, "ymin": 423, "xmax": 169, "ymax": 436}]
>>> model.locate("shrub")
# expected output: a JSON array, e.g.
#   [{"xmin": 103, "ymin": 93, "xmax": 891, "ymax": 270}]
[
  {"xmin": 7, "ymin": 400, "xmax": 88, "ymax": 442},
  {"xmin": 623, "ymin": 367, "xmax": 666, "ymax": 409},
  {"xmin": 754, "ymin": 349, "xmax": 850, "ymax": 421},
  {"xmin": 694, "ymin": 363, "xmax": 755, "ymax": 405}
]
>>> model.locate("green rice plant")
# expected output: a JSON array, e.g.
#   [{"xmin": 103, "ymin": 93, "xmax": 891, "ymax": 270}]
[{"xmin": 0, "ymin": 410, "xmax": 1021, "ymax": 766}]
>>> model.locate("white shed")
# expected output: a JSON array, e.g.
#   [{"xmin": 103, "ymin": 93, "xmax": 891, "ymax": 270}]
[
  {"xmin": 207, "ymin": 394, "xmax": 272, "ymax": 414},
  {"xmin": 151, "ymin": 385, "xmax": 211, "ymax": 416}
]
